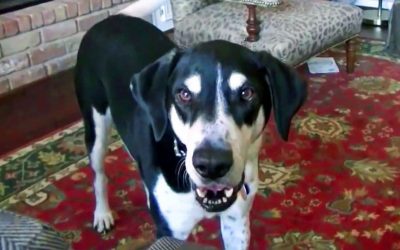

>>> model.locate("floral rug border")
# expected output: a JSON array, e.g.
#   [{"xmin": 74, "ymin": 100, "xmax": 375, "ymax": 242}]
[{"xmin": 0, "ymin": 121, "xmax": 123, "ymax": 208}]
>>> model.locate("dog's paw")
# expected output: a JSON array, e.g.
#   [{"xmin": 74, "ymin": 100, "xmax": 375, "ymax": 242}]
[{"xmin": 93, "ymin": 210, "xmax": 114, "ymax": 233}]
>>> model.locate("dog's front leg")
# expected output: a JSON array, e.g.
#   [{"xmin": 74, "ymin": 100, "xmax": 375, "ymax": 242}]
[
  {"xmin": 220, "ymin": 156, "xmax": 259, "ymax": 250},
  {"xmin": 90, "ymin": 108, "xmax": 114, "ymax": 233},
  {"xmin": 220, "ymin": 197, "xmax": 253, "ymax": 250}
]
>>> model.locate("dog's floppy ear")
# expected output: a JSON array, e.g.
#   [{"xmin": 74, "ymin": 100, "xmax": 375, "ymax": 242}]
[
  {"xmin": 130, "ymin": 49, "xmax": 180, "ymax": 141},
  {"xmin": 257, "ymin": 51, "xmax": 307, "ymax": 141}
]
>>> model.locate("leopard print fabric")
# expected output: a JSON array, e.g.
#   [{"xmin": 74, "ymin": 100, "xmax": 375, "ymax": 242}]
[{"xmin": 172, "ymin": 0, "xmax": 362, "ymax": 66}]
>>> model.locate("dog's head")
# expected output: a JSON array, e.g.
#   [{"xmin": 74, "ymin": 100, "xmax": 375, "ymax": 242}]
[{"xmin": 131, "ymin": 40, "xmax": 306, "ymax": 212}]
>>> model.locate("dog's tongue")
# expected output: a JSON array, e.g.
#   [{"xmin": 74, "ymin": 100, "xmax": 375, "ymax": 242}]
[{"xmin": 202, "ymin": 184, "xmax": 227, "ymax": 194}]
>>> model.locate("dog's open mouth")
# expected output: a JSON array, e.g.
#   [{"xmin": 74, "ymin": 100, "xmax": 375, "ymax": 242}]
[{"xmin": 193, "ymin": 174, "xmax": 245, "ymax": 212}]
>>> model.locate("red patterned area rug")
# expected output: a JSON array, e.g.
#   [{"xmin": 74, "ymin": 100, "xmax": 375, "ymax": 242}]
[{"xmin": 1, "ymin": 39, "xmax": 400, "ymax": 250}]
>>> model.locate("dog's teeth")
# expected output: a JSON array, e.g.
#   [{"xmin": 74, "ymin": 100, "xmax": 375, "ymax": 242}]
[
  {"xmin": 224, "ymin": 188, "xmax": 234, "ymax": 198},
  {"xmin": 203, "ymin": 198, "xmax": 208, "ymax": 203},
  {"xmin": 196, "ymin": 188, "xmax": 207, "ymax": 198},
  {"xmin": 217, "ymin": 199, "xmax": 222, "ymax": 204},
  {"xmin": 222, "ymin": 197, "xmax": 227, "ymax": 203}
]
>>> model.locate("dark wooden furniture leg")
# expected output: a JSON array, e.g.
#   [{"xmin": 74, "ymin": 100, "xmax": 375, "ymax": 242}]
[
  {"xmin": 245, "ymin": 4, "xmax": 260, "ymax": 42},
  {"xmin": 346, "ymin": 38, "xmax": 357, "ymax": 73}
]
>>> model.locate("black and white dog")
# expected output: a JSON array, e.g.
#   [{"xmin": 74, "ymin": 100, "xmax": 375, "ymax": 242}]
[{"xmin": 75, "ymin": 14, "xmax": 306, "ymax": 249}]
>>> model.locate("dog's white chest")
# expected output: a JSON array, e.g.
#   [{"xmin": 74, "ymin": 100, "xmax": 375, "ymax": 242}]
[{"xmin": 152, "ymin": 175, "xmax": 209, "ymax": 239}]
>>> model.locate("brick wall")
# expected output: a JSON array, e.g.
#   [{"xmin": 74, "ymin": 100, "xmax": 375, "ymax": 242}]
[{"xmin": 0, "ymin": 0, "xmax": 137, "ymax": 95}]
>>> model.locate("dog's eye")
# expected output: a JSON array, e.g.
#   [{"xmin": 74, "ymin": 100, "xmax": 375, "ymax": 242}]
[
  {"xmin": 177, "ymin": 89, "xmax": 192, "ymax": 104},
  {"xmin": 240, "ymin": 87, "xmax": 255, "ymax": 101}
]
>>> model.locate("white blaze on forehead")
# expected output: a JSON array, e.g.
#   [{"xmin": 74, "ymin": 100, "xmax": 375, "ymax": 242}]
[
  {"xmin": 228, "ymin": 72, "xmax": 247, "ymax": 91},
  {"xmin": 216, "ymin": 64, "xmax": 225, "ymax": 116},
  {"xmin": 184, "ymin": 74, "xmax": 202, "ymax": 94}
]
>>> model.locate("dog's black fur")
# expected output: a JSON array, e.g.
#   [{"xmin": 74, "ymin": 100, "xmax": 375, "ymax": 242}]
[{"xmin": 75, "ymin": 14, "xmax": 306, "ymax": 244}]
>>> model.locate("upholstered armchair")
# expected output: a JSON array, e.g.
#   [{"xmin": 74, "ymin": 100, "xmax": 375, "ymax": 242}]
[{"xmin": 170, "ymin": 0, "xmax": 363, "ymax": 72}]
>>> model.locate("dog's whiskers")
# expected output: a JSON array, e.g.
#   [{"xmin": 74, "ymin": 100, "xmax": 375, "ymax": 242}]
[
  {"xmin": 184, "ymin": 171, "xmax": 190, "ymax": 189},
  {"xmin": 175, "ymin": 158, "xmax": 187, "ymax": 189}
]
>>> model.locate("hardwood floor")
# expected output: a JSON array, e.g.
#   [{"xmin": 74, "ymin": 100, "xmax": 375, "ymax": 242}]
[
  {"xmin": 0, "ymin": 25, "xmax": 388, "ymax": 156},
  {"xmin": 0, "ymin": 69, "xmax": 80, "ymax": 156},
  {"xmin": 360, "ymin": 24, "xmax": 388, "ymax": 41}
]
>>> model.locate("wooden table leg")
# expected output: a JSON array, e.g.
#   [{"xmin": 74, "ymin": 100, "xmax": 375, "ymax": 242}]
[{"xmin": 346, "ymin": 38, "xmax": 357, "ymax": 73}]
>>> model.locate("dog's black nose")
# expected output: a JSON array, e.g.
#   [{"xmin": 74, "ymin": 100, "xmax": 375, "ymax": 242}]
[{"xmin": 192, "ymin": 145, "xmax": 233, "ymax": 179}]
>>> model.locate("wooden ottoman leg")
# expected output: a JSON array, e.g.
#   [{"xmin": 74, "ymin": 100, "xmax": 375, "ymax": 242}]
[
  {"xmin": 345, "ymin": 38, "xmax": 357, "ymax": 73},
  {"xmin": 245, "ymin": 4, "xmax": 260, "ymax": 42}
]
